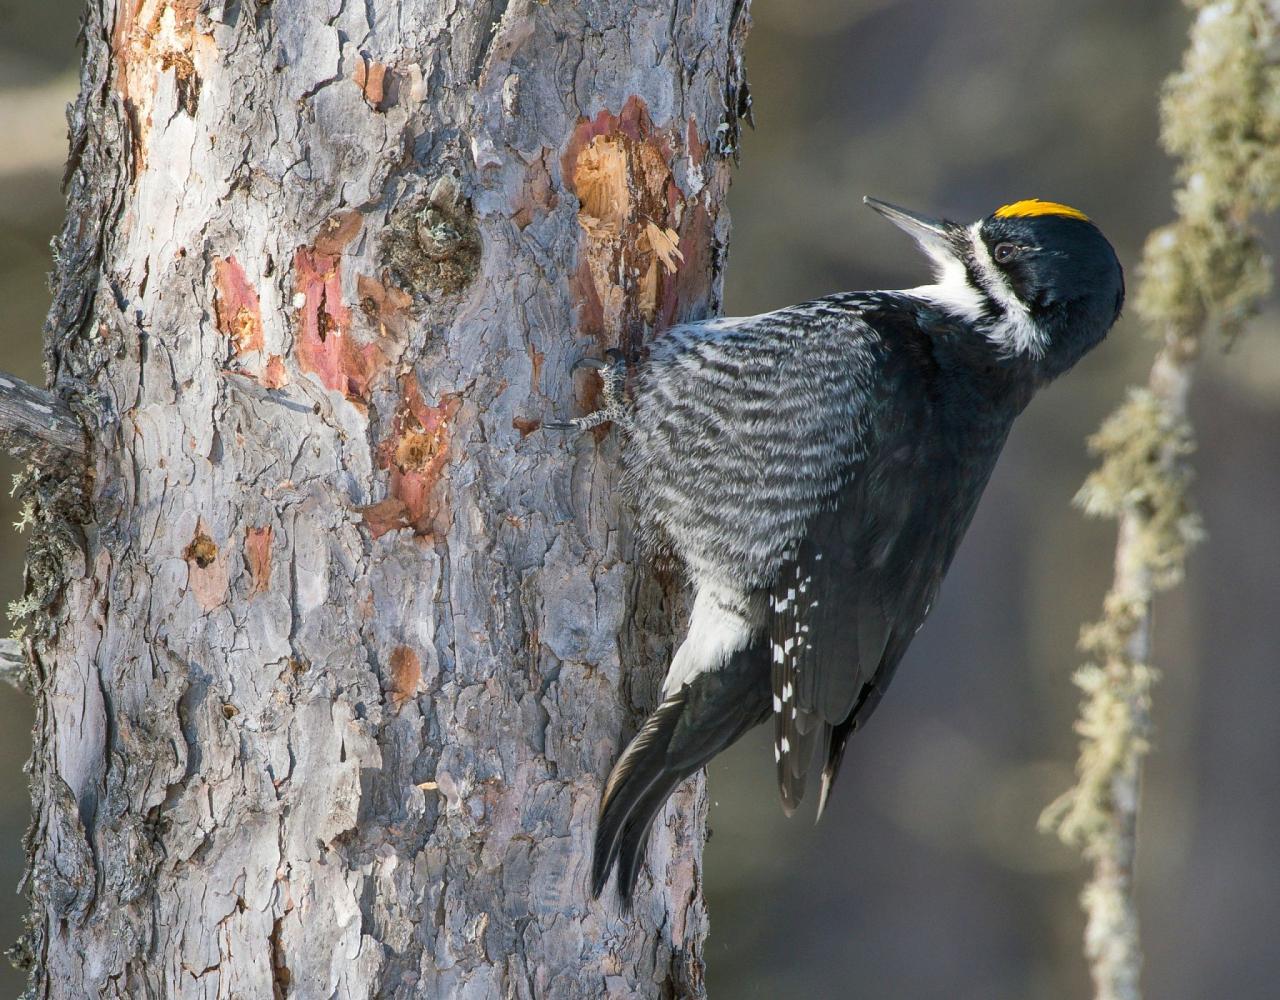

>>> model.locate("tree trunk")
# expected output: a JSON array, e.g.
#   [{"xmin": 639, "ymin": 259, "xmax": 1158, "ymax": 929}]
[{"xmin": 15, "ymin": 1, "xmax": 751, "ymax": 996}]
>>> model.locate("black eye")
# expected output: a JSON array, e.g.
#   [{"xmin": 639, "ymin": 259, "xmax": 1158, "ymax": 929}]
[{"xmin": 993, "ymin": 242, "xmax": 1021, "ymax": 264}]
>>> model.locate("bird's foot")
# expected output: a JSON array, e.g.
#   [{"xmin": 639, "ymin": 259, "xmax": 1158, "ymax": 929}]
[{"xmin": 544, "ymin": 349, "xmax": 630, "ymax": 432}]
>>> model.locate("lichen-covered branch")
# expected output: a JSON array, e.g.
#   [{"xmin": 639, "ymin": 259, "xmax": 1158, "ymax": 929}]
[
  {"xmin": 0, "ymin": 369, "xmax": 83, "ymax": 463},
  {"xmin": 1040, "ymin": 4, "xmax": 1280, "ymax": 998}
]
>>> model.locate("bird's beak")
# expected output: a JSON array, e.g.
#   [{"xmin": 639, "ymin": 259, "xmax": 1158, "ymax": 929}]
[{"xmin": 864, "ymin": 196, "xmax": 967, "ymax": 264}]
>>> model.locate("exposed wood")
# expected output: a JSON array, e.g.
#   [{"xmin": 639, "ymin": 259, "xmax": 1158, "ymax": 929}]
[{"xmin": 18, "ymin": 0, "xmax": 753, "ymax": 996}]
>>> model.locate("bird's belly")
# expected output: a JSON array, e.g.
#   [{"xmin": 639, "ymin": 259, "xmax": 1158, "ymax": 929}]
[{"xmin": 626, "ymin": 418, "xmax": 848, "ymax": 592}]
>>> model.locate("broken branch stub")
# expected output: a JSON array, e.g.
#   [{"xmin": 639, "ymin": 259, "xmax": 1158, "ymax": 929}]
[{"xmin": 0, "ymin": 370, "xmax": 85, "ymax": 464}]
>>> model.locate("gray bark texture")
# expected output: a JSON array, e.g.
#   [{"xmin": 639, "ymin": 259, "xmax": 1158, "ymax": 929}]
[{"xmin": 16, "ymin": 1, "xmax": 752, "ymax": 997}]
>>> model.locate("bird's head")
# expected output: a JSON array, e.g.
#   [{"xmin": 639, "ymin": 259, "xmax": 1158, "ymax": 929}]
[{"xmin": 866, "ymin": 196, "xmax": 1125, "ymax": 381}]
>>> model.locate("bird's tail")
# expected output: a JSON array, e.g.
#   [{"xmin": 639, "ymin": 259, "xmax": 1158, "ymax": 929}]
[{"xmin": 592, "ymin": 642, "xmax": 771, "ymax": 904}]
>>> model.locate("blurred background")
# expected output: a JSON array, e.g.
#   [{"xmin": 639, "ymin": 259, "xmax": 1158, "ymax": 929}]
[{"xmin": 0, "ymin": 1, "xmax": 1276, "ymax": 997}]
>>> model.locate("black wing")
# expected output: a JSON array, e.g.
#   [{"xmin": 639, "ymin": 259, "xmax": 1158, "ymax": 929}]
[{"xmin": 769, "ymin": 408, "xmax": 995, "ymax": 816}]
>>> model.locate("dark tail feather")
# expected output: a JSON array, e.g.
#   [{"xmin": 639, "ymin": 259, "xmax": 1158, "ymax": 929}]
[
  {"xmin": 815, "ymin": 670, "xmax": 895, "ymax": 822},
  {"xmin": 815, "ymin": 717, "xmax": 856, "ymax": 822},
  {"xmin": 591, "ymin": 695, "xmax": 688, "ymax": 899},
  {"xmin": 592, "ymin": 643, "xmax": 771, "ymax": 903},
  {"xmin": 612, "ymin": 774, "xmax": 686, "ymax": 907}
]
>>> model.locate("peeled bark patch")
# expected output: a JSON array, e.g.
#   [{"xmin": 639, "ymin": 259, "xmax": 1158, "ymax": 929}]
[
  {"xmin": 360, "ymin": 498, "xmax": 414, "ymax": 540},
  {"xmin": 357, "ymin": 273, "xmax": 413, "ymax": 338},
  {"xmin": 294, "ymin": 213, "xmax": 372, "ymax": 399},
  {"xmin": 212, "ymin": 257, "xmax": 264, "ymax": 355},
  {"xmin": 574, "ymin": 137, "xmax": 631, "ymax": 232},
  {"xmin": 564, "ymin": 96, "xmax": 693, "ymax": 343},
  {"xmin": 244, "ymin": 527, "xmax": 272, "ymax": 594},
  {"xmin": 262, "ymin": 354, "xmax": 288, "ymax": 389},
  {"xmin": 664, "ymin": 199, "xmax": 718, "ymax": 330},
  {"xmin": 184, "ymin": 525, "xmax": 227, "ymax": 610},
  {"xmin": 387, "ymin": 646, "xmax": 422, "ymax": 709},
  {"xmin": 644, "ymin": 221, "xmax": 685, "ymax": 275},
  {"xmin": 293, "ymin": 247, "xmax": 384, "ymax": 402},
  {"xmin": 353, "ymin": 57, "xmax": 392, "ymax": 111},
  {"xmin": 113, "ymin": 0, "xmax": 212, "ymax": 165},
  {"xmin": 313, "ymin": 210, "xmax": 365, "ymax": 257},
  {"xmin": 184, "ymin": 530, "xmax": 216, "ymax": 568},
  {"xmin": 366, "ymin": 379, "xmax": 461, "ymax": 538}
]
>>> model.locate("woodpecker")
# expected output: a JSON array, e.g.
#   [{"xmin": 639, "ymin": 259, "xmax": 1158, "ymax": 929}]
[{"xmin": 550, "ymin": 197, "xmax": 1125, "ymax": 903}]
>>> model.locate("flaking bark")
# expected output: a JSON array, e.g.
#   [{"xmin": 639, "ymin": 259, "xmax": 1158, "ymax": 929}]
[{"xmin": 14, "ymin": 1, "xmax": 752, "ymax": 997}]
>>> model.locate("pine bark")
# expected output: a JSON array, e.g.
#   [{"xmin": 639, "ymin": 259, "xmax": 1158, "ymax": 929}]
[{"xmin": 16, "ymin": 1, "xmax": 751, "ymax": 996}]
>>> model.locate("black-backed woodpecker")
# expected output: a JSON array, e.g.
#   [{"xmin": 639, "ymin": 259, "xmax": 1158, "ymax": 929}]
[{"xmin": 550, "ymin": 197, "xmax": 1125, "ymax": 903}]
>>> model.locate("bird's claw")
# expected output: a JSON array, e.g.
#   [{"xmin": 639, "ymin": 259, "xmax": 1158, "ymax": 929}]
[{"xmin": 546, "ymin": 350, "xmax": 630, "ymax": 432}]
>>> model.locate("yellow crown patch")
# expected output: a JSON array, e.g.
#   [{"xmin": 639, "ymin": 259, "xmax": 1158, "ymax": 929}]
[{"xmin": 994, "ymin": 199, "xmax": 1090, "ymax": 222}]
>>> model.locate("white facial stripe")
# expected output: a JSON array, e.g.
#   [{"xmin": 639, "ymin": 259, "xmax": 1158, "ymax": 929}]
[
  {"xmin": 966, "ymin": 222, "xmax": 1048, "ymax": 358},
  {"xmin": 905, "ymin": 228, "xmax": 988, "ymax": 322},
  {"xmin": 906, "ymin": 230, "xmax": 983, "ymax": 316},
  {"xmin": 906, "ymin": 265, "xmax": 986, "ymax": 323},
  {"xmin": 896, "ymin": 218, "xmax": 1051, "ymax": 360}
]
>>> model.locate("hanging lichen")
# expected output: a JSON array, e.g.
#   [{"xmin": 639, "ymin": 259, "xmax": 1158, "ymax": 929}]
[{"xmin": 1041, "ymin": 4, "xmax": 1280, "ymax": 999}]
